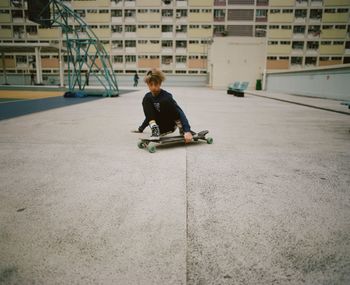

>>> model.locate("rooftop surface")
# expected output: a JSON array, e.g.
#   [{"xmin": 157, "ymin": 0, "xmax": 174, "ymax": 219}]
[{"xmin": 0, "ymin": 87, "xmax": 349, "ymax": 284}]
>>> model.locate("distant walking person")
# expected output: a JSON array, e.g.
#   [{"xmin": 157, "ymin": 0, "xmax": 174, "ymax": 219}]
[
  {"xmin": 133, "ymin": 72, "xmax": 139, "ymax": 87},
  {"xmin": 85, "ymin": 72, "xmax": 89, "ymax": 86},
  {"xmin": 30, "ymin": 72, "xmax": 35, "ymax": 85}
]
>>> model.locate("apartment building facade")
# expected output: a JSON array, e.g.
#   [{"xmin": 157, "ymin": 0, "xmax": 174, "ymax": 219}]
[{"xmin": 0, "ymin": 0, "xmax": 349, "ymax": 78}]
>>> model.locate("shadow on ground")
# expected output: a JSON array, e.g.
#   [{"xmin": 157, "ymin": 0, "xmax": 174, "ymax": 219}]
[{"xmin": 0, "ymin": 89, "xmax": 134, "ymax": 121}]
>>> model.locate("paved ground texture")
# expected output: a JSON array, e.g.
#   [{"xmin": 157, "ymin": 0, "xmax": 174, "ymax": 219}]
[{"xmin": 0, "ymin": 87, "xmax": 349, "ymax": 285}]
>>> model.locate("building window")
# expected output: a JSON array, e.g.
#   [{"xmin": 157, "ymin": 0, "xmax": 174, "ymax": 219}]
[
  {"xmin": 113, "ymin": 56, "xmax": 123, "ymax": 63},
  {"xmin": 295, "ymin": 9, "xmax": 307, "ymax": 18},
  {"xmin": 162, "ymin": 25, "xmax": 173, "ymax": 32},
  {"xmin": 256, "ymin": 9, "xmax": 267, "ymax": 17},
  {"xmin": 292, "ymin": 41, "xmax": 304, "ymax": 49},
  {"xmin": 162, "ymin": 10, "xmax": 173, "ymax": 17},
  {"xmin": 112, "ymin": 25, "xmax": 123, "ymax": 33},
  {"xmin": 305, "ymin": 57, "xmax": 317, "ymax": 65},
  {"xmin": 125, "ymin": 40, "xmax": 136, "ymax": 47},
  {"xmin": 162, "ymin": 40, "xmax": 173, "ymax": 47},
  {"xmin": 293, "ymin": 26, "xmax": 305, "ymax": 34},
  {"xmin": 125, "ymin": 25, "xmax": 136, "ymax": 32},
  {"xmin": 176, "ymin": 41, "xmax": 187, "ymax": 48},
  {"xmin": 125, "ymin": 55, "xmax": 136, "ymax": 63},
  {"xmin": 307, "ymin": 41, "xmax": 319, "ymax": 49},
  {"xmin": 176, "ymin": 56, "xmax": 187, "ymax": 63},
  {"xmin": 291, "ymin": 57, "xmax": 302, "ymax": 65},
  {"xmin": 111, "ymin": 10, "xmax": 122, "ymax": 17}
]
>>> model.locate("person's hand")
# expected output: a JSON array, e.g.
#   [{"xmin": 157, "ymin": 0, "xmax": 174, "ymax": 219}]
[{"xmin": 184, "ymin": 132, "xmax": 193, "ymax": 143}]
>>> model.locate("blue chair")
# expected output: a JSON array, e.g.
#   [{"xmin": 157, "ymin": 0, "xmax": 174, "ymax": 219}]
[
  {"xmin": 227, "ymin": 81, "xmax": 240, "ymax": 95},
  {"xmin": 233, "ymin": 81, "xmax": 249, "ymax": 97}
]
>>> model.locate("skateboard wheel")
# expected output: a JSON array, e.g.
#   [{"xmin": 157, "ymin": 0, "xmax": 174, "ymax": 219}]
[
  {"xmin": 147, "ymin": 143, "xmax": 157, "ymax": 153},
  {"xmin": 206, "ymin": 137, "xmax": 213, "ymax": 144},
  {"xmin": 137, "ymin": 141, "xmax": 145, "ymax": 149}
]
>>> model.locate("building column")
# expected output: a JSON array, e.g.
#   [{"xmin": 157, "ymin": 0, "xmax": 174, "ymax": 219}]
[
  {"xmin": 35, "ymin": 47, "xmax": 42, "ymax": 84},
  {"xmin": 1, "ymin": 52, "xmax": 9, "ymax": 85}
]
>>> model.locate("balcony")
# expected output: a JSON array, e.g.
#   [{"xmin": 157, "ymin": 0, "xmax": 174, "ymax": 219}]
[
  {"xmin": 321, "ymin": 28, "xmax": 347, "ymax": 39},
  {"xmin": 0, "ymin": 58, "xmax": 16, "ymax": 68},
  {"xmin": 256, "ymin": 0, "xmax": 269, "ymax": 6},
  {"xmin": 307, "ymin": 26, "xmax": 321, "ymax": 39},
  {"xmin": 309, "ymin": 10, "xmax": 322, "ymax": 23},
  {"xmin": 267, "ymin": 44, "xmax": 292, "ymax": 54},
  {"xmin": 214, "ymin": 0, "xmax": 226, "ymax": 6},
  {"xmin": 0, "ymin": 28, "xmax": 12, "ymax": 38},
  {"xmin": 266, "ymin": 59, "xmax": 289, "ymax": 70},
  {"xmin": 125, "ymin": 0, "xmax": 136, "ymax": 7},
  {"xmin": 86, "ymin": 12, "xmax": 111, "ymax": 23},
  {"xmin": 319, "ymin": 44, "xmax": 345, "ymax": 55},
  {"xmin": 138, "ymin": 58, "xmax": 160, "ymax": 69},
  {"xmin": 188, "ymin": 12, "xmax": 212, "ymax": 23},
  {"xmin": 322, "ymin": 11, "xmax": 349, "ymax": 23},
  {"xmin": 189, "ymin": 0, "xmax": 212, "ymax": 6},
  {"xmin": 137, "ymin": 42, "xmax": 161, "ymax": 53},
  {"xmin": 324, "ymin": 0, "xmax": 349, "ymax": 5},
  {"xmin": 111, "ymin": 0, "xmax": 123, "ymax": 7},
  {"xmin": 319, "ymin": 58, "xmax": 342, "ymax": 66},
  {"xmin": 256, "ymin": 16, "xmax": 268, "ymax": 22},
  {"xmin": 0, "ymin": 12, "xmax": 11, "ymax": 23},
  {"xmin": 176, "ymin": 0, "xmax": 188, "ymax": 7},
  {"xmin": 0, "ymin": 0, "xmax": 10, "ymax": 8},
  {"xmin": 295, "ymin": 0, "xmax": 308, "ymax": 6},
  {"xmin": 269, "ymin": 0, "xmax": 294, "ymax": 6},
  {"xmin": 291, "ymin": 42, "xmax": 304, "ymax": 54},
  {"xmin": 310, "ymin": 0, "xmax": 323, "ymax": 6},
  {"xmin": 294, "ymin": 10, "xmax": 307, "ymax": 23},
  {"xmin": 137, "ymin": 11, "xmax": 162, "ymax": 22},
  {"xmin": 306, "ymin": 42, "xmax": 319, "ymax": 55},
  {"xmin": 72, "ymin": 0, "xmax": 109, "ymax": 8},
  {"xmin": 268, "ymin": 29, "xmax": 293, "ymax": 39},
  {"xmin": 268, "ymin": 12, "xmax": 294, "ymax": 23},
  {"xmin": 162, "ymin": 0, "xmax": 174, "ymax": 7},
  {"xmin": 136, "ymin": 0, "xmax": 161, "ymax": 6}
]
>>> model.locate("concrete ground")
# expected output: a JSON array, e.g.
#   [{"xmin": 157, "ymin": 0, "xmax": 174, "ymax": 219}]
[{"xmin": 0, "ymin": 87, "xmax": 349, "ymax": 285}]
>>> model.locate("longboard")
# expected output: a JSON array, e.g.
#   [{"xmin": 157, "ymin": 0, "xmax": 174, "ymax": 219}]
[{"xmin": 138, "ymin": 130, "xmax": 213, "ymax": 153}]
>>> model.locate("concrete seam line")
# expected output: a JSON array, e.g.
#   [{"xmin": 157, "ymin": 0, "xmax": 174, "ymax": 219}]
[
  {"xmin": 247, "ymin": 93, "xmax": 350, "ymax": 116},
  {"xmin": 185, "ymin": 148, "xmax": 189, "ymax": 284}
]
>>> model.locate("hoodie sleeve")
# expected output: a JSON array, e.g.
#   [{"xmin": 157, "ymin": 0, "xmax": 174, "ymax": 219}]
[
  {"xmin": 176, "ymin": 104, "xmax": 191, "ymax": 133},
  {"xmin": 167, "ymin": 93, "xmax": 191, "ymax": 132}
]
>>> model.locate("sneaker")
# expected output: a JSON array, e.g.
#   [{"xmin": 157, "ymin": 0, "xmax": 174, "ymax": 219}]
[{"xmin": 150, "ymin": 124, "xmax": 160, "ymax": 140}]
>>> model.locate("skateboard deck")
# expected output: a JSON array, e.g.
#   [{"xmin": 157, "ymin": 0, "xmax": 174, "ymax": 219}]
[{"xmin": 138, "ymin": 130, "xmax": 213, "ymax": 153}]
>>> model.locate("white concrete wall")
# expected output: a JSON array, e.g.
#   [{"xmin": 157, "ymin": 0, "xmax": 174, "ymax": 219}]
[
  {"xmin": 209, "ymin": 37, "xmax": 267, "ymax": 89},
  {"xmin": 266, "ymin": 64, "xmax": 350, "ymax": 101}
]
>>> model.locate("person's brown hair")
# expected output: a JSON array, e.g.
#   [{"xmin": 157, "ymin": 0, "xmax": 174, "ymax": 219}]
[{"xmin": 144, "ymin": 68, "xmax": 165, "ymax": 84}]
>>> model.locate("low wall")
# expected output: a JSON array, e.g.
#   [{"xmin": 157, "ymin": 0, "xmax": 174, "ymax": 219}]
[
  {"xmin": 265, "ymin": 64, "xmax": 350, "ymax": 101},
  {"xmin": 0, "ymin": 74, "xmax": 208, "ymax": 87}
]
